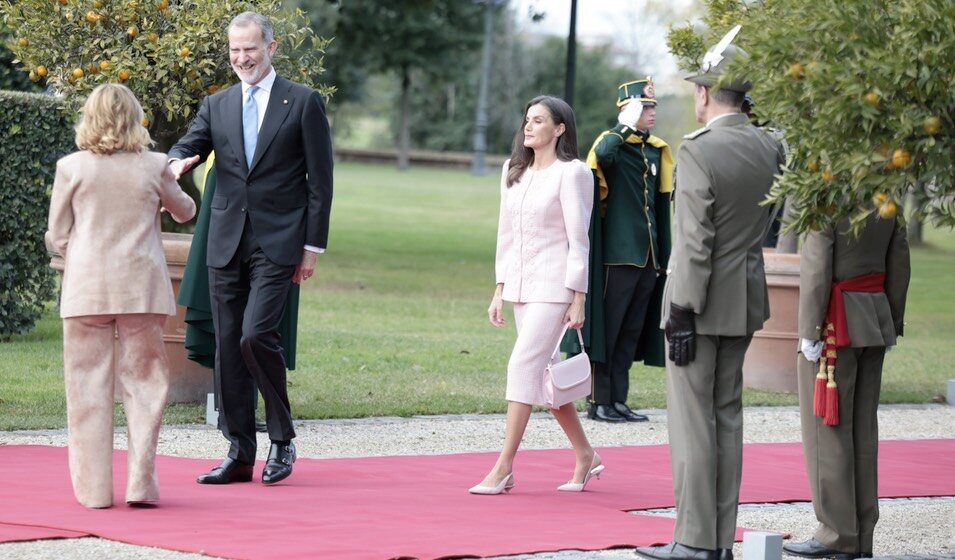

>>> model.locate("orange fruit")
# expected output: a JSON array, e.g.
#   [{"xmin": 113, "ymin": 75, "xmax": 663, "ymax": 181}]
[
  {"xmin": 86, "ymin": 10, "xmax": 99, "ymax": 23},
  {"xmin": 29, "ymin": 71, "xmax": 39, "ymax": 82},
  {"xmin": 872, "ymin": 192, "xmax": 888, "ymax": 206},
  {"xmin": 147, "ymin": 32, "xmax": 158, "ymax": 42},
  {"xmin": 118, "ymin": 69, "xmax": 131, "ymax": 81},
  {"xmin": 179, "ymin": 46, "xmax": 190, "ymax": 58},
  {"xmin": 127, "ymin": 26, "xmax": 139, "ymax": 38},
  {"xmin": 923, "ymin": 116, "xmax": 941, "ymax": 135},
  {"xmin": 36, "ymin": 65, "xmax": 48, "ymax": 77},
  {"xmin": 807, "ymin": 160, "xmax": 820, "ymax": 173},
  {"xmin": 787, "ymin": 63, "xmax": 804, "ymax": 79},
  {"xmin": 17, "ymin": 38, "xmax": 28, "ymax": 47},
  {"xmin": 891, "ymin": 148, "xmax": 911, "ymax": 169},
  {"xmin": 142, "ymin": 117, "xmax": 151, "ymax": 127},
  {"xmin": 878, "ymin": 201, "xmax": 897, "ymax": 219},
  {"xmin": 157, "ymin": 0, "xmax": 168, "ymax": 11},
  {"xmin": 100, "ymin": 60, "xmax": 110, "ymax": 71},
  {"xmin": 863, "ymin": 91, "xmax": 879, "ymax": 107},
  {"xmin": 821, "ymin": 169, "xmax": 834, "ymax": 182},
  {"xmin": 72, "ymin": 67, "xmax": 84, "ymax": 79}
]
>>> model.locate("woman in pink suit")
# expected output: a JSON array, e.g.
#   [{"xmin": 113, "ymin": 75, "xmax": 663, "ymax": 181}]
[
  {"xmin": 46, "ymin": 84, "xmax": 196, "ymax": 508},
  {"xmin": 470, "ymin": 96, "xmax": 600, "ymax": 495}
]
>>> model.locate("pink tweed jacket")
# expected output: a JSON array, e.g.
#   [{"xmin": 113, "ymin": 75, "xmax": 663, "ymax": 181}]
[
  {"xmin": 495, "ymin": 158, "xmax": 594, "ymax": 304},
  {"xmin": 46, "ymin": 150, "xmax": 196, "ymax": 318}
]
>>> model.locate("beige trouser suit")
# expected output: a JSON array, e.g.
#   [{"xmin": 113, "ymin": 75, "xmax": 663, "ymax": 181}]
[
  {"xmin": 661, "ymin": 113, "xmax": 785, "ymax": 550},
  {"xmin": 797, "ymin": 213, "xmax": 910, "ymax": 554},
  {"xmin": 47, "ymin": 150, "xmax": 196, "ymax": 507}
]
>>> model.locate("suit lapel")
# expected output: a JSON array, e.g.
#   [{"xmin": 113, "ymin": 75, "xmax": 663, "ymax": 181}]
[
  {"xmin": 249, "ymin": 76, "xmax": 294, "ymax": 173},
  {"xmin": 221, "ymin": 85, "xmax": 247, "ymax": 172}
]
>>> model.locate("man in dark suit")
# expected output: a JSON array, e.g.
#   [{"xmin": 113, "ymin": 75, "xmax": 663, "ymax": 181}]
[{"xmin": 169, "ymin": 11, "xmax": 333, "ymax": 485}]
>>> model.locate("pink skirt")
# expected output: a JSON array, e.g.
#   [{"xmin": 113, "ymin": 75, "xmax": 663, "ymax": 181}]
[{"xmin": 505, "ymin": 302, "xmax": 571, "ymax": 406}]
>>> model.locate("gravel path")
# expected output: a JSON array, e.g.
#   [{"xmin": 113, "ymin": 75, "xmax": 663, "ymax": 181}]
[{"xmin": 1, "ymin": 404, "xmax": 952, "ymax": 559}]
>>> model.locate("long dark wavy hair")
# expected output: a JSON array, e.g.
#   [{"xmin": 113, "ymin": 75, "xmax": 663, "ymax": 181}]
[{"xmin": 506, "ymin": 95, "xmax": 579, "ymax": 187}]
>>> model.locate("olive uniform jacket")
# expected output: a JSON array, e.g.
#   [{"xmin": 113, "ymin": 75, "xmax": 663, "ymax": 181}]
[
  {"xmin": 799, "ymin": 213, "xmax": 910, "ymax": 346},
  {"xmin": 661, "ymin": 112, "xmax": 785, "ymax": 336}
]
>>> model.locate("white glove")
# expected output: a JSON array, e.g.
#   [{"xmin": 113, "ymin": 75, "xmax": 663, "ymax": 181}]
[
  {"xmin": 800, "ymin": 338, "xmax": 823, "ymax": 362},
  {"xmin": 617, "ymin": 101, "xmax": 644, "ymax": 130}
]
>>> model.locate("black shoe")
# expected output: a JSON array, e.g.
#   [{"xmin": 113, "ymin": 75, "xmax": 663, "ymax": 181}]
[
  {"xmin": 588, "ymin": 404, "xmax": 628, "ymax": 423},
  {"xmin": 635, "ymin": 541, "xmax": 717, "ymax": 560},
  {"xmin": 196, "ymin": 458, "xmax": 254, "ymax": 485},
  {"xmin": 717, "ymin": 549, "xmax": 733, "ymax": 560},
  {"xmin": 255, "ymin": 420, "xmax": 268, "ymax": 433},
  {"xmin": 261, "ymin": 441, "xmax": 296, "ymax": 485},
  {"xmin": 613, "ymin": 402, "xmax": 649, "ymax": 422},
  {"xmin": 782, "ymin": 538, "xmax": 860, "ymax": 559}
]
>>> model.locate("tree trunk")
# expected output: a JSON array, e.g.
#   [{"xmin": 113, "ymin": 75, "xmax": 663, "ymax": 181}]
[
  {"xmin": 397, "ymin": 65, "xmax": 411, "ymax": 171},
  {"xmin": 776, "ymin": 197, "xmax": 799, "ymax": 253},
  {"xmin": 906, "ymin": 191, "xmax": 923, "ymax": 244}
]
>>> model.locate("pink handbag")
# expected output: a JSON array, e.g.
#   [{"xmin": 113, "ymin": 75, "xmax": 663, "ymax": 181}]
[{"xmin": 543, "ymin": 326, "xmax": 591, "ymax": 409}]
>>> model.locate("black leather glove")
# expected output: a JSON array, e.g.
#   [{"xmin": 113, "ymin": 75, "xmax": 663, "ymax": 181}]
[{"xmin": 664, "ymin": 303, "xmax": 696, "ymax": 366}]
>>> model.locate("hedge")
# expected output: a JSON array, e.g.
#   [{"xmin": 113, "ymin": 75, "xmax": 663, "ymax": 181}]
[{"xmin": 0, "ymin": 91, "xmax": 73, "ymax": 338}]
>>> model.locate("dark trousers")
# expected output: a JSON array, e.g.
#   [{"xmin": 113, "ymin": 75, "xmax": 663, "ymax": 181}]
[
  {"xmin": 209, "ymin": 219, "xmax": 296, "ymax": 464},
  {"xmin": 592, "ymin": 265, "xmax": 657, "ymax": 405}
]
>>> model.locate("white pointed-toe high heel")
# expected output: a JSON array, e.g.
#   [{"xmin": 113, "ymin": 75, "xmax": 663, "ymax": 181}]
[
  {"xmin": 468, "ymin": 473, "xmax": 515, "ymax": 495},
  {"xmin": 557, "ymin": 455, "xmax": 604, "ymax": 492}
]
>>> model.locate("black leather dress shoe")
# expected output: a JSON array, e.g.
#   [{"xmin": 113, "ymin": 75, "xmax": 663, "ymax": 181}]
[
  {"xmin": 613, "ymin": 402, "xmax": 649, "ymax": 422},
  {"xmin": 588, "ymin": 404, "xmax": 628, "ymax": 423},
  {"xmin": 196, "ymin": 458, "xmax": 254, "ymax": 485},
  {"xmin": 635, "ymin": 541, "xmax": 717, "ymax": 560},
  {"xmin": 261, "ymin": 441, "xmax": 296, "ymax": 485},
  {"xmin": 717, "ymin": 548, "xmax": 732, "ymax": 560},
  {"xmin": 782, "ymin": 538, "xmax": 859, "ymax": 559}
]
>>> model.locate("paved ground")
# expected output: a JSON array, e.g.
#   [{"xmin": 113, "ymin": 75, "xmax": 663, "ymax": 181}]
[{"xmin": 1, "ymin": 404, "xmax": 952, "ymax": 559}]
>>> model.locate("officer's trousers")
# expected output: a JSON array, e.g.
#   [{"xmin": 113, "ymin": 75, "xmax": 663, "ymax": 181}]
[
  {"xmin": 666, "ymin": 333, "xmax": 752, "ymax": 551},
  {"xmin": 797, "ymin": 346, "xmax": 885, "ymax": 555},
  {"xmin": 592, "ymin": 265, "xmax": 657, "ymax": 405}
]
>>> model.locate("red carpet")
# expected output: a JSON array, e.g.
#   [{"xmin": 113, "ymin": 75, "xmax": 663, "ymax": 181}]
[{"xmin": 0, "ymin": 440, "xmax": 953, "ymax": 559}]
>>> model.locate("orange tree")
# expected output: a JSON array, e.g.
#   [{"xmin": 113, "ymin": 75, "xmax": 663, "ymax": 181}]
[
  {"xmin": 1, "ymin": 0, "xmax": 331, "ymax": 144},
  {"xmin": 667, "ymin": 0, "xmax": 954, "ymax": 233}
]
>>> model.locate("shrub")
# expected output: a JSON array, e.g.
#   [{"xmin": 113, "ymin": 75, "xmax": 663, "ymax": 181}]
[{"xmin": 0, "ymin": 91, "xmax": 74, "ymax": 338}]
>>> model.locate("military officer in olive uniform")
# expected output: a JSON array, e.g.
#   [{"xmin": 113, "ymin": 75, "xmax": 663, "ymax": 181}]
[
  {"xmin": 636, "ymin": 27, "xmax": 785, "ymax": 560},
  {"xmin": 782, "ymin": 212, "xmax": 910, "ymax": 560},
  {"xmin": 583, "ymin": 78, "xmax": 674, "ymax": 423}
]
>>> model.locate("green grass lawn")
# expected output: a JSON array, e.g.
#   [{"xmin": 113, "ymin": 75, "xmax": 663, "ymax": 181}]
[{"xmin": 1, "ymin": 162, "xmax": 952, "ymax": 430}]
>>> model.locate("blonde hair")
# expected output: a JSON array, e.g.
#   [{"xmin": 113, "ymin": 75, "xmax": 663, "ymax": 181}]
[{"xmin": 75, "ymin": 84, "xmax": 153, "ymax": 155}]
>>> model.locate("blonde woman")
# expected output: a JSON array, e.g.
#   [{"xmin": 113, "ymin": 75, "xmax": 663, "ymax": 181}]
[
  {"xmin": 470, "ymin": 95, "xmax": 600, "ymax": 495},
  {"xmin": 46, "ymin": 84, "xmax": 196, "ymax": 508}
]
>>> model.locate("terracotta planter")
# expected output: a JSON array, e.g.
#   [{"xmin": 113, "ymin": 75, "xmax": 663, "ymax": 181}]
[
  {"xmin": 742, "ymin": 250, "xmax": 801, "ymax": 392},
  {"xmin": 50, "ymin": 232, "xmax": 212, "ymax": 403}
]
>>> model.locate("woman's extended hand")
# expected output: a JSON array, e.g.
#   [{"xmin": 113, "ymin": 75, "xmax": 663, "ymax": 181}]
[
  {"xmin": 488, "ymin": 285, "xmax": 506, "ymax": 327},
  {"xmin": 564, "ymin": 291, "xmax": 586, "ymax": 329}
]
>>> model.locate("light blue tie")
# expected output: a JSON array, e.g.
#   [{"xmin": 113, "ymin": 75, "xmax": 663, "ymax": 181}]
[{"xmin": 243, "ymin": 85, "xmax": 259, "ymax": 168}]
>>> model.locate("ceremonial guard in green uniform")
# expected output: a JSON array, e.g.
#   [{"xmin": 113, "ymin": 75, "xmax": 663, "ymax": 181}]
[
  {"xmin": 783, "ymin": 211, "xmax": 910, "ymax": 560},
  {"xmin": 636, "ymin": 26, "xmax": 785, "ymax": 560},
  {"xmin": 580, "ymin": 78, "xmax": 674, "ymax": 423}
]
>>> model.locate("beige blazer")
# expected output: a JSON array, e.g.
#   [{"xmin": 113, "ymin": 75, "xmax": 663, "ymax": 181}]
[
  {"xmin": 662, "ymin": 113, "xmax": 785, "ymax": 336},
  {"xmin": 495, "ymin": 159, "xmax": 594, "ymax": 304},
  {"xmin": 46, "ymin": 150, "xmax": 196, "ymax": 318},
  {"xmin": 798, "ymin": 213, "xmax": 910, "ymax": 346}
]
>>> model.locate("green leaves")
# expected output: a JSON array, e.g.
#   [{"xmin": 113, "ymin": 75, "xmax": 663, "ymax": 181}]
[
  {"xmin": 0, "ymin": 92, "xmax": 72, "ymax": 338},
  {"xmin": 1, "ymin": 0, "xmax": 332, "ymax": 138},
  {"xmin": 667, "ymin": 0, "xmax": 955, "ymax": 234}
]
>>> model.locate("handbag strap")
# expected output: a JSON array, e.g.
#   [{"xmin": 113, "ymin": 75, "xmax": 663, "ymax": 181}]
[{"xmin": 549, "ymin": 325, "xmax": 585, "ymax": 363}]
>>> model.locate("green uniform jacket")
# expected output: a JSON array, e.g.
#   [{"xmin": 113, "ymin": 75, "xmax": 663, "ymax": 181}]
[
  {"xmin": 561, "ymin": 125, "xmax": 673, "ymax": 366},
  {"xmin": 177, "ymin": 155, "xmax": 300, "ymax": 370}
]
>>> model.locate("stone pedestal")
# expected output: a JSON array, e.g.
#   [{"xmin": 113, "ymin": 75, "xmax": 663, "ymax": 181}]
[
  {"xmin": 50, "ymin": 232, "xmax": 212, "ymax": 403},
  {"xmin": 743, "ymin": 251, "xmax": 801, "ymax": 392}
]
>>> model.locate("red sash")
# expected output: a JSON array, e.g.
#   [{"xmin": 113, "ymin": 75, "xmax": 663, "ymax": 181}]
[{"xmin": 814, "ymin": 272, "xmax": 886, "ymax": 426}]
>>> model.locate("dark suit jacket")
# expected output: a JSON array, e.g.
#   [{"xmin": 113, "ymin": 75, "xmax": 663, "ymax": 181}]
[{"xmin": 170, "ymin": 75, "xmax": 333, "ymax": 267}]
